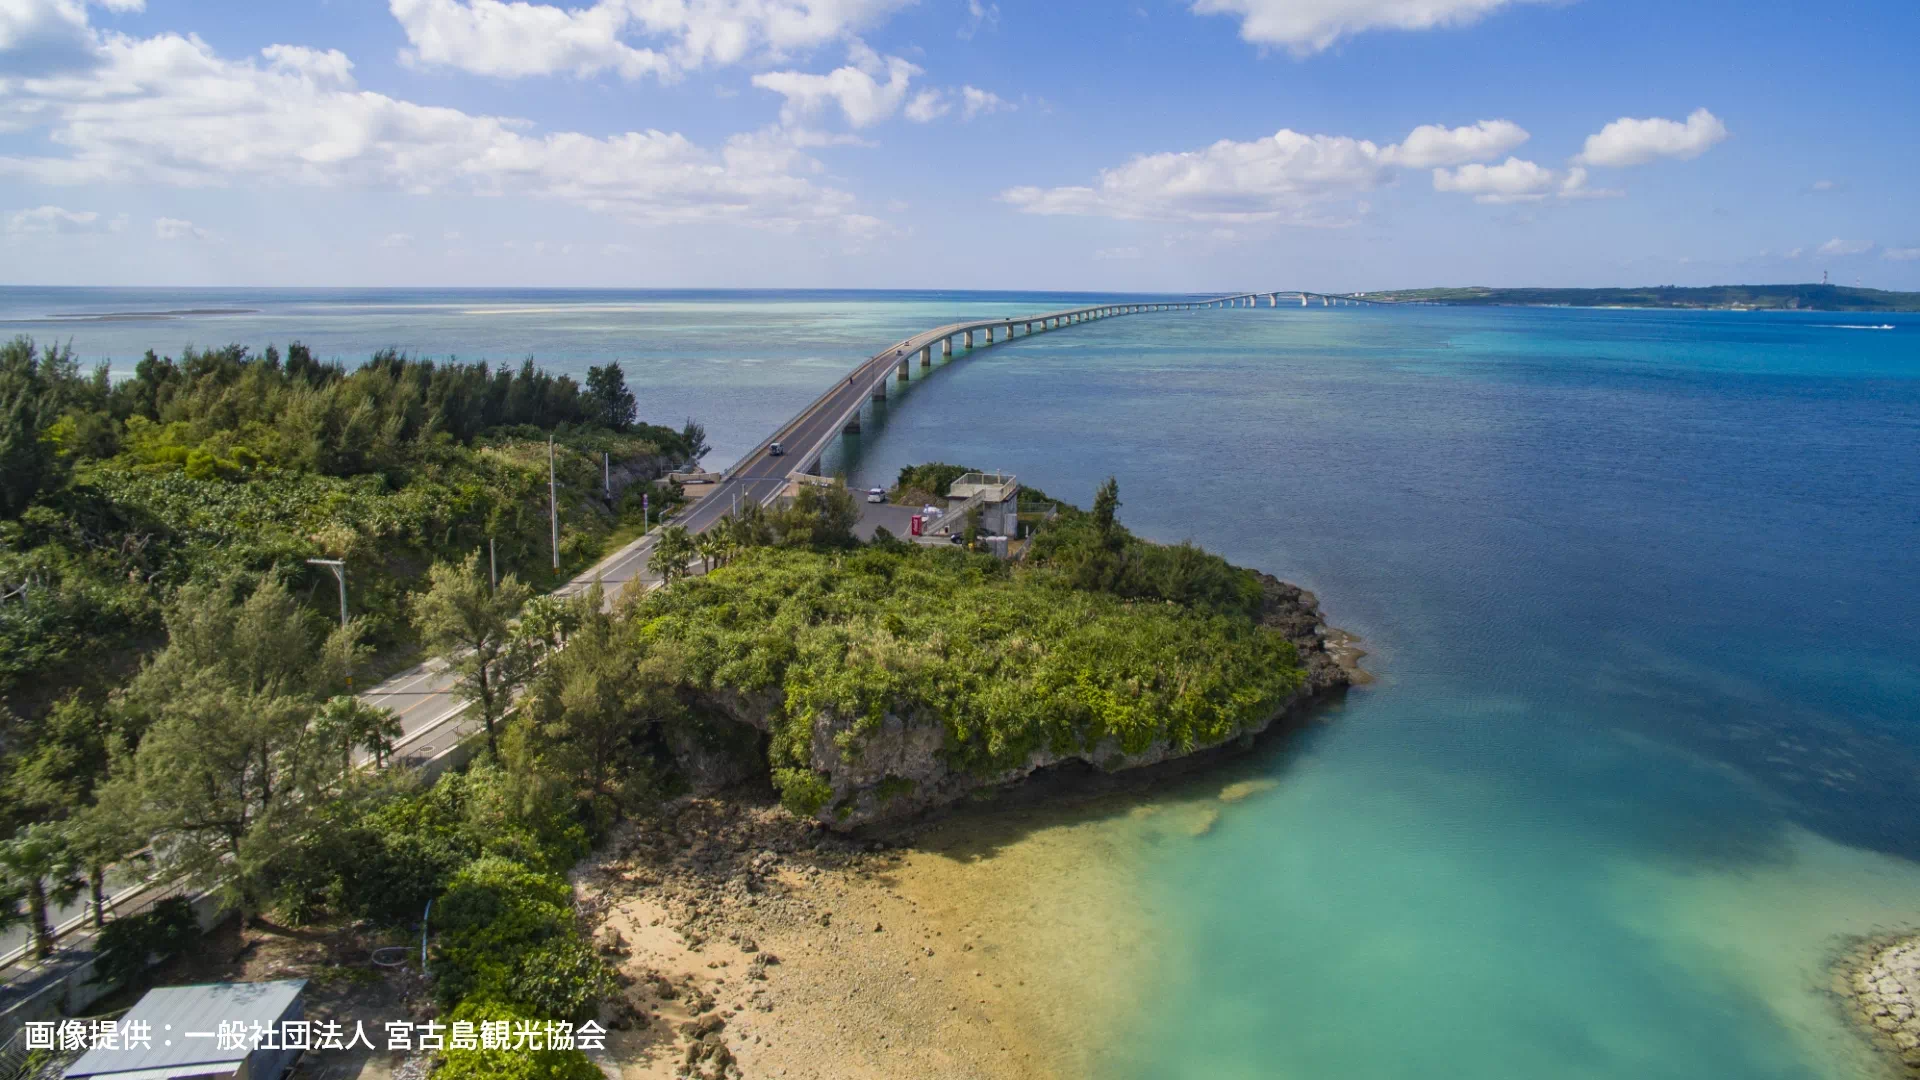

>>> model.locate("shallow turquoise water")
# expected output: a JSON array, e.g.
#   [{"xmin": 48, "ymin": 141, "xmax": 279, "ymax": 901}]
[{"xmin": 8, "ymin": 289, "xmax": 1919, "ymax": 1077}]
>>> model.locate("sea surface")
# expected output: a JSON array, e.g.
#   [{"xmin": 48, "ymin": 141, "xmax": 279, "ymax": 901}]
[{"xmin": 7, "ymin": 288, "xmax": 1919, "ymax": 1078}]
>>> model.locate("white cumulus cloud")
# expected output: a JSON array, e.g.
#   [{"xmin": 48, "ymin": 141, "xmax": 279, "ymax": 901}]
[
  {"xmin": 1575, "ymin": 108, "xmax": 1728, "ymax": 168},
  {"xmin": 154, "ymin": 216, "xmax": 209, "ymax": 240},
  {"xmin": 1816, "ymin": 237, "xmax": 1872, "ymax": 257},
  {"xmin": 1380, "ymin": 119, "xmax": 1528, "ymax": 168},
  {"xmin": 1002, "ymin": 118, "xmax": 1524, "ymax": 223},
  {"xmin": 389, "ymin": 0, "xmax": 667, "ymax": 79},
  {"xmin": 898, "ymin": 84, "xmax": 1012, "ymax": 124},
  {"xmin": 0, "ymin": 3, "xmax": 874, "ymax": 232},
  {"xmin": 959, "ymin": 85, "xmax": 1010, "ymax": 119},
  {"xmin": 903, "ymin": 88, "xmax": 948, "ymax": 122},
  {"xmin": 1431, "ymin": 158, "xmax": 1609, "ymax": 204},
  {"xmin": 1190, "ymin": 0, "xmax": 1548, "ymax": 56},
  {"xmin": 4, "ymin": 204, "xmax": 118, "ymax": 233},
  {"xmin": 1884, "ymin": 247, "xmax": 1920, "ymax": 262},
  {"xmin": 752, "ymin": 42, "xmax": 918, "ymax": 128},
  {"xmin": 388, "ymin": 0, "xmax": 910, "ymax": 80},
  {"xmin": 1003, "ymin": 129, "xmax": 1393, "ymax": 224}
]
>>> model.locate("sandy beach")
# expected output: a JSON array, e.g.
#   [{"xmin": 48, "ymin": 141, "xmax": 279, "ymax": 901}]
[{"xmin": 574, "ymin": 780, "xmax": 1254, "ymax": 1080}]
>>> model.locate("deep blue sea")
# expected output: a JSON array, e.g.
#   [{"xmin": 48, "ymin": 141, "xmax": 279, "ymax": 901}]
[{"xmin": 7, "ymin": 288, "xmax": 1918, "ymax": 1077}]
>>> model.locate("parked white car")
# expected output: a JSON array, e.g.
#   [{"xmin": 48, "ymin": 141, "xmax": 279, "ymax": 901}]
[{"xmin": 867, "ymin": 487, "xmax": 886, "ymax": 503}]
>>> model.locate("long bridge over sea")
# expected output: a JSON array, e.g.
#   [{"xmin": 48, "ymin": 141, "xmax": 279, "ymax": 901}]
[
  {"xmin": 0, "ymin": 288, "xmax": 1380, "ymax": 998},
  {"xmin": 561, "ymin": 289, "xmax": 1386, "ymax": 592}
]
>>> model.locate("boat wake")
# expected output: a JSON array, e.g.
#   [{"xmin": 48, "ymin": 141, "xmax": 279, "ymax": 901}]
[{"xmin": 1823, "ymin": 323, "xmax": 1896, "ymax": 330}]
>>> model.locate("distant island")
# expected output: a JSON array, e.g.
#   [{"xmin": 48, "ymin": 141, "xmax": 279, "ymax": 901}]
[{"xmin": 1363, "ymin": 284, "xmax": 1920, "ymax": 312}]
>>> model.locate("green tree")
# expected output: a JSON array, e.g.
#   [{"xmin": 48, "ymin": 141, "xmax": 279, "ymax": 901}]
[
  {"xmin": 582, "ymin": 363, "xmax": 636, "ymax": 432},
  {"xmin": 677, "ymin": 419, "xmax": 710, "ymax": 464},
  {"xmin": 100, "ymin": 575, "xmax": 363, "ymax": 917},
  {"xmin": 314, "ymin": 695, "xmax": 404, "ymax": 771},
  {"xmin": 0, "ymin": 337, "xmax": 78, "ymax": 518},
  {"xmin": 2, "ymin": 695, "xmax": 113, "ymax": 828},
  {"xmin": 66, "ymin": 788, "xmax": 142, "ymax": 930},
  {"xmin": 779, "ymin": 481, "xmax": 858, "ymax": 548},
  {"xmin": 1092, "ymin": 476, "xmax": 1122, "ymax": 540},
  {"xmin": 648, "ymin": 526, "xmax": 696, "ymax": 585},
  {"xmin": 413, "ymin": 554, "xmax": 533, "ymax": 759},
  {"xmin": 0, "ymin": 823, "xmax": 83, "ymax": 960},
  {"xmin": 2, "ymin": 694, "xmax": 144, "ymax": 930},
  {"xmin": 521, "ymin": 585, "xmax": 681, "ymax": 812},
  {"xmin": 692, "ymin": 531, "xmax": 726, "ymax": 573},
  {"xmin": 516, "ymin": 594, "xmax": 581, "ymax": 657}
]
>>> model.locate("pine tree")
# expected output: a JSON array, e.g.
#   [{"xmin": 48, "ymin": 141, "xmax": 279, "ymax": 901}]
[{"xmin": 584, "ymin": 362, "xmax": 637, "ymax": 432}]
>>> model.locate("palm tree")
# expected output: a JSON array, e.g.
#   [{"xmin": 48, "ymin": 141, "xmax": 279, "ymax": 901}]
[
  {"xmin": 693, "ymin": 531, "xmax": 725, "ymax": 573},
  {"xmin": 648, "ymin": 526, "xmax": 696, "ymax": 585},
  {"xmin": 0, "ymin": 822, "xmax": 84, "ymax": 960}
]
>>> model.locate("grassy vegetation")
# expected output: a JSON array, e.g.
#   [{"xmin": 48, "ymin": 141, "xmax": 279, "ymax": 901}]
[{"xmin": 1365, "ymin": 283, "xmax": 1920, "ymax": 311}]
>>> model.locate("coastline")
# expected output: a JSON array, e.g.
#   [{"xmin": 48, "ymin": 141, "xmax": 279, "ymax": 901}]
[
  {"xmin": 1839, "ymin": 935, "xmax": 1920, "ymax": 1075},
  {"xmin": 575, "ymin": 577, "xmax": 1367, "ymax": 1079},
  {"xmin": 578, "ymin": 778, "xmax": 1305, "ymax": 1080}
]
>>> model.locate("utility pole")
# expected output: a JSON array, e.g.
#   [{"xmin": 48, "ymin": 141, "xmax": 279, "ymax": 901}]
[
  {"xmin": 548, "ymin": 437, "xmax": 560, "ymax": 573},
  {"xmin": 488, "ymin": 538, "xmax": 497, "ymax": 592}
]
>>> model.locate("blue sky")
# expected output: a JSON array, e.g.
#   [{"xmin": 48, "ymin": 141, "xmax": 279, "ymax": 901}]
[{"xmin": 1, "ymin": 0, "xmax": 1916, "ymax": 290}]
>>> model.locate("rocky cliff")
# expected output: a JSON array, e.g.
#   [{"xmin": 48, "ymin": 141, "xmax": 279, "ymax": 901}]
[{"xmin": 676, "ymin": 573, "xmax": 1364, "ymax": 831}]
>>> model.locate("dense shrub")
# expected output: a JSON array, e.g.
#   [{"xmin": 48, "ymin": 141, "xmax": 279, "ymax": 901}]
[
  {"xmin": 433, "ymin": 856, "xmax": 611, "ymax": 1023},
  {"xmin": 435, "ymin": 1002, "xmax": 604, "ymax": 1080},
  {"xmin": 891, "ymin": 462, "xmax": 973, "ymax": 500},
  {"xmin": 630, "ymin": 542, "xmax": 1304, "ymax": 807}
]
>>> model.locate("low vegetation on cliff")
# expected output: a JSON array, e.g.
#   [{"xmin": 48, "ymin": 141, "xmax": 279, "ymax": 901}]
[{"xmin": 626, "ymin": 476, "xmax": 1308, "ymax": 817}]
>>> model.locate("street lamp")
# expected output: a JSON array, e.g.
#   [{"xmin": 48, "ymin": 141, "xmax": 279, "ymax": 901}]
[
  {"xmin": 306, "ymin": 558, "xmax": 347, "ymax": 628},
  {"xmin": 308, "ymin": 558, "xmax": 349, "ymax": 688}
]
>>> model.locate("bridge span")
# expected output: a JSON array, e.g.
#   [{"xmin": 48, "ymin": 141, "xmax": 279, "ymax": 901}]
[
  {"xmin": 377, "ymin": 290, "xmax": 1365, "ymax": 765},
  {"xmin": 562, "ymin": 290, "xmax": 1376, "ymax": 594}
]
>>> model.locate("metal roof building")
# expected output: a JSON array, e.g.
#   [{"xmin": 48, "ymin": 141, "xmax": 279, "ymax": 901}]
[{"xmin": 64, "ymin": 981, "xmax": 306, "ymax": 1080}]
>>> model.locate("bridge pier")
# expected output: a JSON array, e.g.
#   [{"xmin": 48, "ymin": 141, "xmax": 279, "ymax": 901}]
[
  {"xmin": 871, "ymin": 377, "xmax": 886, "ymax": 400},
  {"xmin": 964, "ymin": 330, "xmax": 974, "ymax": 348},
  {"xmin": 985, "ymin": 325, "xmax": 995, "ymax": 343},
  {"xmin": 942, "ymin": 337, "xmax": 952, "ymax": 357},
  {"xmin": 897, "ymin": 358, "xmax": 909, "ymax": 381},
  {"xmin": 842, "ymin": 413, "xmax": 860, "ymax": 433},
  {"xmin": 921, "ymin": 345, "xmax": 931, "ymax": 368}
]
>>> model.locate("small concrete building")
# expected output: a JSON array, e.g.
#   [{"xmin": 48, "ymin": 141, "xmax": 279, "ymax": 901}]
[
  {"xmin": 943, "ymin": 472, "xmax": 1020, "ymax": 538},
  {"xmin": 65, "ymin": 981, "xmax": 307, "ymax": 1080}
]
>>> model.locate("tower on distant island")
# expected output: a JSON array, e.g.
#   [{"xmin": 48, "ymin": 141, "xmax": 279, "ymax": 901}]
[{"xmin": 1822, "ymin": 270, "xmax": 1830, "ymax": 285}]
